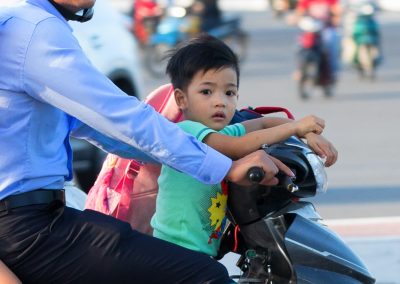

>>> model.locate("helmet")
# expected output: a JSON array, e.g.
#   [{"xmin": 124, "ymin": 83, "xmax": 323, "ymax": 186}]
[{"xmin": 49, "ymin": 0, "xmax": 94, "ymax": 22}]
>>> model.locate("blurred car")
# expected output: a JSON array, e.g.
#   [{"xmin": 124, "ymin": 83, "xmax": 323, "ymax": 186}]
[{"xmin": 70, "ymin": 0, "xmax": 143, "ymax": 192}]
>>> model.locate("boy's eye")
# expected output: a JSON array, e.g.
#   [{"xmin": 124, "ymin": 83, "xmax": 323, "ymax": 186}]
[
  {"xmin": 226, "ymin": 90, "xmax": 237, "ymax": 97},
  {"xmin": 200, "ymin": 89, "xmax": 212, "ymax": 95}
]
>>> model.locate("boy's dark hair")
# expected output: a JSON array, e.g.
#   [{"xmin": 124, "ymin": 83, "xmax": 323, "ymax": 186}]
[{"xmin": 166, "ymin": 34, "xmax": 240, "ymax": 91}]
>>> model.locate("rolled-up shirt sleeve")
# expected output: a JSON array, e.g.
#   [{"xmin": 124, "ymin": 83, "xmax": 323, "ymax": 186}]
[{"xmin": 22, "ymin": 17, "xmax": 232, "ymax": 184}]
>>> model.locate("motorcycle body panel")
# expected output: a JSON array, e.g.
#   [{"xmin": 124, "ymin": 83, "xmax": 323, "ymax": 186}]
[
  {"xmin": 235, "ymin": 202, "xmax": 375, "ymax": 283},
  {"xmin": 284, "ymin": 211, "xmax": 375, "ymax": 284}
]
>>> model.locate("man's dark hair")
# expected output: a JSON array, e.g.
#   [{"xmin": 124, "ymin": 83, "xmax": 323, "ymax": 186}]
[{"xmin": 166, "ymin": 34, "xmax": 240, "ymax": 91}]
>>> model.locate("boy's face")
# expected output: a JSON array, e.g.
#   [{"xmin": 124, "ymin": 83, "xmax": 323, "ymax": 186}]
[{"xmin": 175, "ymin": 67, "xmax": 238, "ymax": 131}]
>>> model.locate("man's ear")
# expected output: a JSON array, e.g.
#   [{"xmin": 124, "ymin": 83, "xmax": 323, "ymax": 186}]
[{"xmin": 174, "ymin": 88, "xmax": 187, "ymax": 110}]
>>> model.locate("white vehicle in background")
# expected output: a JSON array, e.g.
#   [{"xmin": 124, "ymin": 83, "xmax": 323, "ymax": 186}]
[
  {"xmin": 70, "ymin": 0, "xmax": 144, "ymax": 193},
  {"xmin": 70, "ymin": 0, "xmax": 143, "ymax": 98}
]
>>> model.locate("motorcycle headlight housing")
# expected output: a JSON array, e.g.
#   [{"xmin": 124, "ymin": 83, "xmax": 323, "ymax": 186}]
[{"xmin": 306, "ymin": 153, "xmax": 328, "ymax": 193}]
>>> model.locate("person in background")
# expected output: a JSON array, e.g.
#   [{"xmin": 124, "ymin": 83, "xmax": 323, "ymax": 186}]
[
  {"xmin": 151, "ymin": 35, "xmax": 338, "ymax": 258},
  {"xmin": 191, "ymin": 0, "xmax": 222, "ymax": 31},
  {"xmin": 341, "ymin": 0, "xmax": 381, "ymax": 66},
  {"xmin": 0, "ymin": 0, "xmax": 294, "ymax": 283},
  {"xmin": 131, "ymin": 0, "xmax": 163, "ymax": 45},
  {"xmin": 292, "ymin": 0, "xmax": 342, "ymax": 81}
]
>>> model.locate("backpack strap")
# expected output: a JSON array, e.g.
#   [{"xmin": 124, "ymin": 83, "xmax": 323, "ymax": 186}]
[
  {"xmin": 251, "ymin": 106, "xmax": 294, "ymax": 119},
  {"xmin": 230, "ymin": 106, "xmax": 295, "ymax": 124},
  {"xmin": 113, "ymin": 160, "xmax": 142, "ymax": 222}
]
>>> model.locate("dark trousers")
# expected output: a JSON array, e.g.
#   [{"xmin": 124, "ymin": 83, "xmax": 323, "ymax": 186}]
[{"xmin": 0, "ymin": 201, "xmax": 229, "ymax": 284}]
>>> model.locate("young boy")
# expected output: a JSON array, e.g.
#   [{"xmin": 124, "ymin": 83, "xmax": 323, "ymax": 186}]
[{"xmin": 151, "ymin": 34, "xmax": 338, "ymax": 257}]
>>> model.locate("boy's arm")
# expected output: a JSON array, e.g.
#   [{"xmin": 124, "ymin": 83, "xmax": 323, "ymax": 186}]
[
  {"xmin": 204, "ymin": 123, "xmax": 298, "ymax": 159},
  {"xmin": 304, "ymin": 132, "xmax": 338, "ymax": 167},
  {"xmin": 241, "ymin": 116, "xmax": 293, "ymax": 132},
  {"xmin": 204, "ymin": 115, "xmax": 324, "ymax": 159},
  {"xmin": 242, "ymin": 117, "xmax": 338, "ymax": 166}
]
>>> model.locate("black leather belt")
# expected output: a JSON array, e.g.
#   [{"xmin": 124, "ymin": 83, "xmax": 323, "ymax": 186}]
[{"xmin": 0, "ymin": 190, "xmax": 65, "ymax": 212}]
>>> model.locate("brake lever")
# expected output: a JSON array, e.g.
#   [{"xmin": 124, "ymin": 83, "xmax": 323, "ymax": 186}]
[{"xmin": 277, "ymin": 172, "xmax": 299, "ymax": 193}]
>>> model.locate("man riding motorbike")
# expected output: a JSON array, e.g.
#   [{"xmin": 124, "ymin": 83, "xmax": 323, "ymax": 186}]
[{"xmin": 0, "ymin": 0, "xmax": 293, "ymax": 283}]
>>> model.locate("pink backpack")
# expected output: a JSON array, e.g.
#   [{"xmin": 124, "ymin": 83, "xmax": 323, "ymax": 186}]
[{"xmin": 85, "ymin": 84, "xmax": 182, "ymax": 235}]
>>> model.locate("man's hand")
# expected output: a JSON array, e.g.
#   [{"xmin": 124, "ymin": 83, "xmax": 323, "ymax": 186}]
[
  {"xmin": 226, "ymin": 150, "xmax": 294, "ymax": 186},
  {"xmin": 304, "ymin": 133, "xmax": 338, "ymax": 167}
]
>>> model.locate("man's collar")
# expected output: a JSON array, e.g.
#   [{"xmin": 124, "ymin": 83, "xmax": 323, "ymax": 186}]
[{"xmin": 26, "ymin": 0, "xmax": 72, "ymax": 30}]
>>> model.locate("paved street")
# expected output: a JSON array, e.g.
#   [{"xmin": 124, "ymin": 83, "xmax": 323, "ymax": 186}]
[{"xmin": 139, "ymin": 7, "xmax": 400, "ymax": 283}]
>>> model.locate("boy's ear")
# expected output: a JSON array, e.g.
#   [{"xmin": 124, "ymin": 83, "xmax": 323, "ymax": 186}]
[{"xmin": 174, "ymin": 88, "xmax": 188, "ymax": 110}]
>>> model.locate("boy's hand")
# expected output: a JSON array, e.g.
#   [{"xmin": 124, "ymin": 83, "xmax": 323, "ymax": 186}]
[
  {"xmin": 227, "ymin": 150, "xmax": 294, "ymax": 186},
  {"xmin": 294, "ymin": 115, "xmax": 325, "ymax": 137},
  {"xmin": 304, "ymin": 133, "xmax": 338, "ymax": 167}
]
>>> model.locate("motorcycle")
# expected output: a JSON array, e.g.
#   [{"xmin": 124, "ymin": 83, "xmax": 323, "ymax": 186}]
[
  {"xmin": 144, "ymin": 6, "xmax": 248, "ymax": 78},
  {"xmin": 296, "ymin": 17, "xmax": 334, "ymax": 99},
  {"xmin": 351, "ymin": 2, "xmax": 381, "ymax": 80},
  {"xmin": 216, "ymin": 109, "xmax": 376, "ymax": 283}
]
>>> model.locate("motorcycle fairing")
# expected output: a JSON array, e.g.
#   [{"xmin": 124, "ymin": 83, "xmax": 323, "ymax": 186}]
[
  {"xmin": 270, "ymin": 201, "xmax": 321, "ymax": 221},
  {"xmin": 284, "ymin": 213, "xmax": 376, "ymax": 284},
  {"xmin": 295, "ymin": 265, "xmax": 368, "ymax": 284}
]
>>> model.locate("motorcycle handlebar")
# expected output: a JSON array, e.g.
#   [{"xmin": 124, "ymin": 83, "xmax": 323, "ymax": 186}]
[
  {"xmin": 247, "ymin": 167, "xmax": 299, "ymax": 192},
  {"xmin": 247, "ymin": 167, "xmax": 265, "ymax": 183}
]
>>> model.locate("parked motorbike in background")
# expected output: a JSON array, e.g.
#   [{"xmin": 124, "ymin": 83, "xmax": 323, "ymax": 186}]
[
  {"xmin": 144, "ymin": 5, "xmax": 248, "ymax": 78},
  {"xmin": 217, "ymin": 132, "xmax": 376, "ymax": 283},
  {"xmin": 351, "ymin": 2, "xmax": 381, "ymax": 80},
  {"xmin": 296, "ymin": 16, "xmax": 334, "ymax": 99}
]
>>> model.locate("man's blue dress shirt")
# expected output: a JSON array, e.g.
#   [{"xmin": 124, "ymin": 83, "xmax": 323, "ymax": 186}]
[{"xmin": 0, "ymin": 0, "xmax": 232, "ymax": 199}]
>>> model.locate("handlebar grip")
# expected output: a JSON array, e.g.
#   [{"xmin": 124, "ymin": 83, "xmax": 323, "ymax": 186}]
[{"xmin": 247, "ymin": 167, "xmax": 265, "ymax": 184}]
